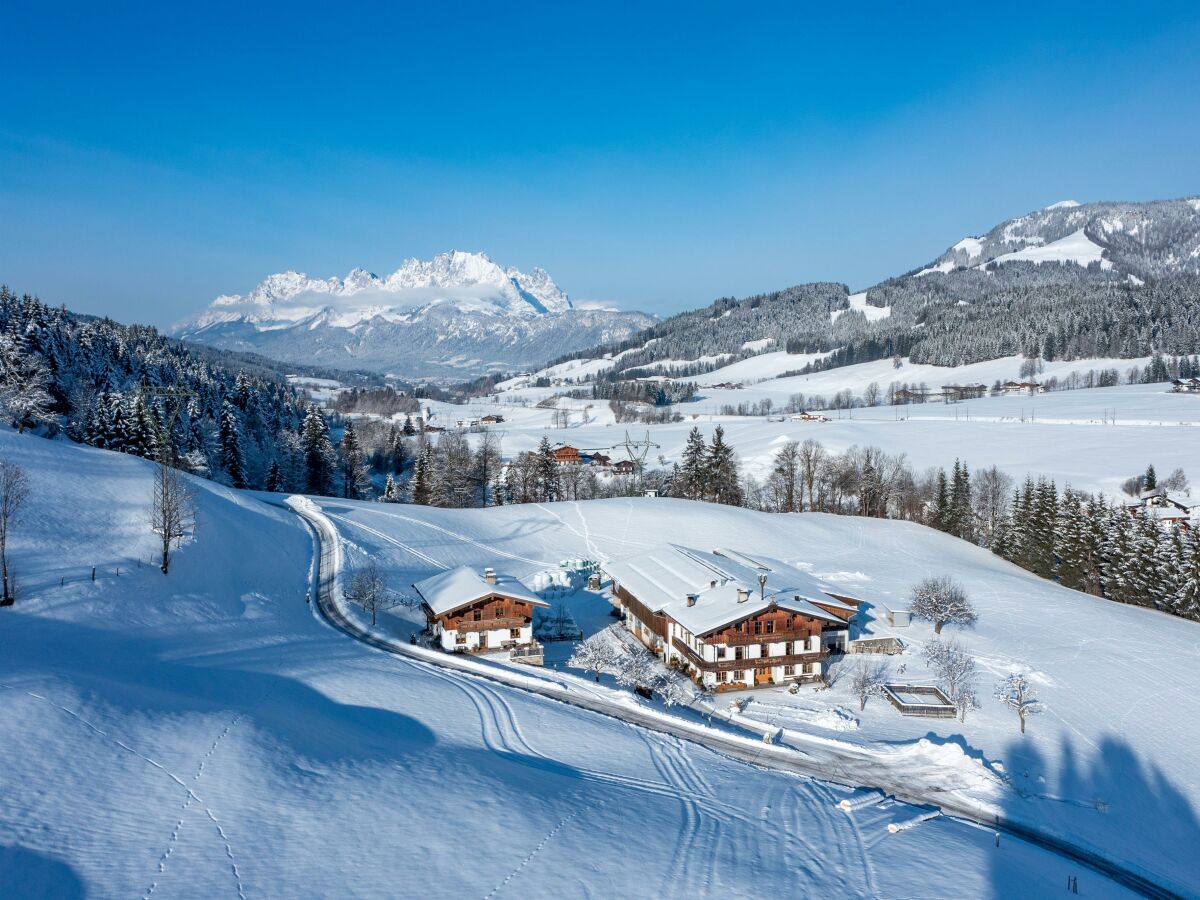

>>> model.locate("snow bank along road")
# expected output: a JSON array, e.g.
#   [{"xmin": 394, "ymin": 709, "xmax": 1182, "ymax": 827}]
[{"xmin": 283, "ymin": 497, "xmax": 1177, "ymax": 900}]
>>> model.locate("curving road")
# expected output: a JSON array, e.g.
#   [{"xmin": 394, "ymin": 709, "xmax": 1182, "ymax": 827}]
[{"xmin": 283, "ymin": 496, "xmax": 1182, "ymax": 900}]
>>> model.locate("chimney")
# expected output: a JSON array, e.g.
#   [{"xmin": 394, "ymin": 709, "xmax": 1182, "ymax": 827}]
[
  {"xmin": 483, "ymin": 567, "xmax": 496, "ymax": 585},
  {"xmin": 686, "ymin": 593, "xmax": 698, "ymax": 607},
  {"xmin": 737, "ymin": 588, "xmax": 750, "ymax": 603}
]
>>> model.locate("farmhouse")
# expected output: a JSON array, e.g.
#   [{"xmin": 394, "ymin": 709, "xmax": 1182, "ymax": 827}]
[
  {"xmin": 941, "ymin": 383, "xmax": 987, "ymax": 402},
  {"xmin": 605, "ymin": 546, "xmax": 856, "ymax": 690},
  {"xmin": 1170, "ymin": 378, "xmax": 1200, "ymax": 394},
  {"xmin": 413, "ymin": 565, "xmax": 549, "ymax": 662},
  {"xmin": 999, "ymin": 380, "xmax": 1042, "ymax": 395},
  {"xmin": 552, "ymin": 444, "xmax": 581, "ymax": 465},
  {"xmin": 1125, "ymin": 488, "xmax": 1198, "ymax": 530},
  {"xmin": 611, "ymin": 459, "xmax": 636, "ymax": 475}
]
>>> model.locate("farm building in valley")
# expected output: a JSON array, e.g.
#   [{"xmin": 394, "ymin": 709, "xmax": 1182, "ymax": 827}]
[
  {"xmin": 414, "ymin": 565, "xmax": 549, "ymax": 663},
  {"xmin": 604, "ymin": 546, "xmax": 857, "ymax": 690}
]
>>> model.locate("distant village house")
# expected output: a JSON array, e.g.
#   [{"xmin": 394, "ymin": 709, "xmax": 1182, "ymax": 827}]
[{"xmin": 414, "ymin": 565, "xmax": 549, "ymax": 663}]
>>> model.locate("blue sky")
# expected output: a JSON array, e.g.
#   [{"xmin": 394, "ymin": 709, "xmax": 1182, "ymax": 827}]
[{"xmin": 2, "ymin": 2, "xmax": 1199, "ymax": 325}]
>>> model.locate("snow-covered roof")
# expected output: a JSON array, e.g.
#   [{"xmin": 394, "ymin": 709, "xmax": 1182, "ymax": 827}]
[
  {"xmin": 413, "ymin": 565, "xmax": 548, "ymax": 616},
  {"xmin": 604, "ymin": 546, "xmax": 852, "ymax": 637}
]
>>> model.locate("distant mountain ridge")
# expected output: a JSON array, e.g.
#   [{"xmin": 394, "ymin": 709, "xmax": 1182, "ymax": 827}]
[
  {"xmin": 541, "ymin": 195, "xmax": 1200, "ymax": 380},
  {"xmin": 913, "ymin": 196, "xmax": 1200, "ymax": 280},
  {"xmin": 173, "ymin": 251, "xmax": 654, "ymax": 379}
]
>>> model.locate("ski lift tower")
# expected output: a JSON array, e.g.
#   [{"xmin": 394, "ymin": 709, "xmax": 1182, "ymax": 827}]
[{"xmin": 616, "ymin": 430, "xmax": 660, "ymax": 491}]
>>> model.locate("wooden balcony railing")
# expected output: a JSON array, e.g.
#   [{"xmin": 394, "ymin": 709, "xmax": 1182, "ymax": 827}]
[
  {"xmin": 671, "ymin": 637, "xmax": 828, "ymax": 673},
  {"xmin": 454, "ymin": 617, "xmax": 528, "ymax": 633}
]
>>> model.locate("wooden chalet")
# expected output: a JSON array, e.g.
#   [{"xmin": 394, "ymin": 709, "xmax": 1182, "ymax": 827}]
[
  {"xmin": 552, "ymin": 444, "xmax": 581, "ymax": 465},
  {"xmin": 611, "ymin": 459, "xmax": 636, "ymax": 475},
  {"xmin": 605, "ymin": 546, "xmax": 856, "ymax": 691},
  {"xmin": 413, "ymin": 565, "xmax": 549, "ymax": 663},
  {"xmin": 1000, "ymin": 381, "xmax": 1042, "ymax": 395},
  {"xmin": 1171, "ymin": 378, "xmax": 1200, "ymax": 394}
]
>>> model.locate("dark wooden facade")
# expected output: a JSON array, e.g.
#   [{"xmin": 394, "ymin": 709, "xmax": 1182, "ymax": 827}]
[{"xmin": 433, "ymin": 595, "xmax": 540, "ymax": 632}]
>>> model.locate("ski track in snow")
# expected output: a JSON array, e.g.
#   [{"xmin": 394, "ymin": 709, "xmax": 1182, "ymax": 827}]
[
  {"xmin": 359, "ymin": 506, "xmax": 556, "ymax": 567},
  {"xmin": 326, "ymin": 511, "xmax": 448, "ymax": 570}
]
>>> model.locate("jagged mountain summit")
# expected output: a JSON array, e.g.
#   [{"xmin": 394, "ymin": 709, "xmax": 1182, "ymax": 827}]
[
  {"xmin": 912, "ymin": 196, "xmax": 1200, "ymax": 280},
  {"xmin": 173, "ymin": 251, "xmax": 655, "ymax": 379}
]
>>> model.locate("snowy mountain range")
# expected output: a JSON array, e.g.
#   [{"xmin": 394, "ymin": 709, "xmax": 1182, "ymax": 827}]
[{"xmin": 172, "ymin": 251, "xmax": 655, "ymax": 378}]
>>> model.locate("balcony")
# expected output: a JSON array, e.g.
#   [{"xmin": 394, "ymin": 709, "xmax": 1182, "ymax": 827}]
[
  {"xmin": 455, "ymin": 617, "xmax": 528, "ymax": 633},
  {"xmin": 671, "ymin": 637, "xmax": 828, "ymax": 673}
]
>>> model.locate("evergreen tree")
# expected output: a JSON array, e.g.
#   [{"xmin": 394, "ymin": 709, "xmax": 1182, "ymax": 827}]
[
  {"xmin": 949, "ymin": 460, "xmax": 973, "ymax": 540},
  {"xmin": 380, "ymin": 473, "xmax": 401, "ymax": 502},
  {"xmin": 338, "ymin": 419, "xmax": 370, "ymax": 499},
  {"xmin": 265, "ymin": 459, "xmax": 283, "ymax": 493},
  {"xmin": 299, "ymin": 404, "xmax": 335, "ymax": 495},
  {"xmin": 535, "ymin": 436, "xmax": 559, "ymax": 502},
  {"xmin": 706, "ymin": 426, "xmax": 742, "ymax": 506},
  {"xmin": 677, "ymin": 427, "xmax": 708, "ymax": 500},
  {"xmin": 218, "ymin": 400, "xmax": 247, "ymax": 489},
  {"xmin": 410, "ymin": 441, "xmax": 434, "ymax": 506},
  {"xmin": 932, "ymin": 468, "xmax": 951, "ymax": 534},
  {"xmin": 1144, "ymin": 464, "xmax": 1157, "ymax": 490},
  {"xmin": 1174, "ymin": 529, "xmax": 1200, "ymax": 620}
]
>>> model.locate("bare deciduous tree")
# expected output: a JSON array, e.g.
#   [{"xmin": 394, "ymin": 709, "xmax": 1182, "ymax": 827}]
[
  {"xmin": 344, "ymin": 559, "xmax": 392, "ymax": 626},
  {"xmin": 910, "ymin": 576, "xmax": 977, "ymax": 634},
  {"xmin": 0, "ymin": 459, "xmax": 29, "ymax": 601},
  {"xmin": 995, "ymin": 672, "xmax": 1043, "ymax": 734},
  {"xmin": 849, "ymin": 657, "xmax": 891, "ymax": 711},
  {"xmin": 923, "ymin": 638, "xmax": 980, "ymax": 722},
  {"xmin": 150, "ymin": 460, "xmax": 196, "ymax": 575},
  {"xmin": 568, "ymin": 630, "xmax": 621, "ymax": 681}
]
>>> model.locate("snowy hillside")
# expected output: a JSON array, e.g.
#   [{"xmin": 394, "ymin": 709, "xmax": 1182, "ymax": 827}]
[
  {"xmin": 172, "ymin": 251, "xmax": 655, "ymax": 379},
  {"xmin": 310, "ymin": 493, "xmax": 1200, "ymax": 895},
  {"xmin": 0, "ymin": 429, "xmax": 1145, "ymax": 897}
]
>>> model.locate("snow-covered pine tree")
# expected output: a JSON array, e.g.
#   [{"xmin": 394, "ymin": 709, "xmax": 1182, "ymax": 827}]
[
  {"xmin": 950, "ymin": 459, "xmax": 973, "ymax": 541},
  {"xmin": 535, "ymin": 436, "xmax": 559, "ymax": 502},
  {"xmin": 706, "ymin": 425, "xmax": 742, "ymax": 506},
  {"xmin": 381, "ymin": 473, "xmax": 401, "ymax": 503},
  {"xmin": 265, "ymin": 459, "xmax": 283, "ymax": 492},
  {"xmin": 338, "ymin": 419, "xmax": 370, "ymax": 499},
  {"xmin": 410, "ymin": 441, "xmax": 433, "ymax": 506},
  {"xmin": 1154, "ymin": 524, "xmax": 1185, "ymax": 612},
  {"xmin": 300, "ymin": 404, "xmax": 335, "ymax": 495},
  {"xmin": 1174, "ymin": 528, "xmax": 1200, "ymax": 620},
  {"xmin": 1100, "ymin": 506, "xmax": 1137, "ymax": 605},
  {"xmin": 677, "ymin": 426, "xmax": 708, "ymax": 501},
  {"xmin": 218, "ymin": 400, "xmax": 247, "ymax": 489}
]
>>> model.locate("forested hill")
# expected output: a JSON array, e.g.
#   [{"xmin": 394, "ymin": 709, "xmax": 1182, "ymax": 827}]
[
  {"xmin": 0, "ymin": 285, "xmax": 345, "ymax": 493},
  {"xmin": 545, "ymin": 197, "xmax": 1200, "ymax": 379}
]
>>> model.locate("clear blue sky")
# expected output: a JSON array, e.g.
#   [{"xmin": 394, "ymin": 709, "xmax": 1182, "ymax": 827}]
[{"xmin": 2, "ymin": 2, "xmax": 1199, "ymax": 325}]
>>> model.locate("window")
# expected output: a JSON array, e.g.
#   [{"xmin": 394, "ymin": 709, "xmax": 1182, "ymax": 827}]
[
  {"xmin": 717, "ymin": 671, "xmax": 728, "ymax": 683},
  {"xmin": 509, "ymin": 628, "xmax": 521, "ymax": 639},
  {"xmin": 784, "ymin": 665, "xmax": 795, "ymax": 676},
  {"xmin": 764, "ymin": 620, "xmax": 774, "ymax": 634},
  {"xmin": 455, "ymin": 634, "xmax": 467, "ymax": 645},
  {"xmin": 473, "ymin": 609, "xmax": 482, "ymax": 621},
  {"xmin": 734, "ymin": 646, "xmax": 745, "ymax": 660}
]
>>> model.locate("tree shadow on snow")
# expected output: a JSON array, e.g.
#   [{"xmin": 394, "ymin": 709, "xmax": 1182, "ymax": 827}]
[
  {"xmin": 989, "ymin": 733, "xmax": 1200, "ymax": 897},
  {"xmin": 0, "ymin": 845, "xmax": 87, "ymax": 899},
  {"xmin": 1, "ymin": 615, "xmax": 437, "ymax": 764}
]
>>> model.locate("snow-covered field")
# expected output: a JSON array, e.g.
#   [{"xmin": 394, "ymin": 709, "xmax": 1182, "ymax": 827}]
[
  {"xmin": 0, "ymin": 429, "xmax": 1144, "ymax": 897},
  {"xmin": 433, "ymin": 380, "xmax": 1196, "ymax": 499}
]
